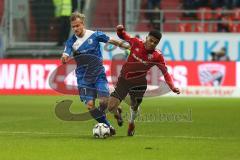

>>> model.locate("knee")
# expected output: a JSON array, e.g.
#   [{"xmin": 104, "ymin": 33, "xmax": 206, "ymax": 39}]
[
  {"xmin": 99, "ymin": 97, "xmax": 108, "ymax": 112},
  {"xmin": 99, "ymin": 97, "xmax": 108, "ymax": 107},
  {"xmin": 136, "ymin": 98, "xmax": 142, "ymax": 105},
  {"xmin": 108, "ymin": 96, "xmax": 120, "ymax": 112},
  {"xmin": 86, "ymin": 101, "xmax": 95, "ymax": 110},
  {"xmin": 131, "ymin": 98, "xmax": 142, "ymax": 109}
]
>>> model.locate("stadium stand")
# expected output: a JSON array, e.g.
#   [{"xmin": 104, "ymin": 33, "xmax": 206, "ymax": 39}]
[
  {"xmin": 133, "ymin": 0, "xmax": 240, "ymax": 33},
  {"xmin": 135, "ymin": 0, "xmax": 182, "ymax": 31},
  {"xmin": 2, "ymin": 0, "xmax": 240, "ymax": 58},
  {"xmin": 0, "ymin": 0, "xmax": 3, "ymax": 23},
  {"xmin": 91, "ymin": 0, "xmax": 119, "ymax": 31}
]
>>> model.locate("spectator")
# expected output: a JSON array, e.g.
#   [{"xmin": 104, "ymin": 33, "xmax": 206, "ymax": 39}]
[
  {"xmin": 152, "ymin": 6, "xmax": 163, "ymax": 30},
  {"xmin": 12, "ymin": 0, "xmax": 29, "ymax": 41},
  {"xmin": 72, "ymin": 0, "xmax": 85, "ymax": 13},
  {"xmin": 233, "ymin": 0, "xmax": 240, "ymax": 7},
  {"xmin": 211, "ymin": 0, "xmax": 233, "ymax": 9},
  {"xmin": 182, "ymin": 0, "xmax": 208, "ymax": 17},
  {"xmin": 182, "ymin": 0, "xmax": 198, "ymax": 17},
  {"xmin": 146, "ymin": 0, "xmax": 163, "ymax": 30},
  {"xmin": 30, "ymin": 0, "xmax": 54, "ymax": 41},
  {"xmin": 217, "ymin": 16, "xmax": 230, "ymax": 32},
  {"xmin": 211, "ymin": 47, "xmax": 230, "ymax": 61},
  {"xmin": 147, "ymin": 0, "xmax": 161, "ymax": 11},
  {"xmin": 195, "ymin": 0, "xmax": 209, "ymax": 8},
  {"xmin": 53, "ymin": 0, "xmax": 72, "ymax": 46},
  {"xmin": 72, "ymin": 0, "xmax": 78, "ymax": 12}
]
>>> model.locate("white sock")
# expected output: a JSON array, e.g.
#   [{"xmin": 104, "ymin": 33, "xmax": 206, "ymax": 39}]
[{"xmin": 129, "ymin": 107, "xmax": 138, "ymax": 123}]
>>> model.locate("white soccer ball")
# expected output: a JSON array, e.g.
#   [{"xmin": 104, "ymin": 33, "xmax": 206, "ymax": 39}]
[{"xmin": 92, "ymin": 123, "xmax": 110, "ymax": 138}]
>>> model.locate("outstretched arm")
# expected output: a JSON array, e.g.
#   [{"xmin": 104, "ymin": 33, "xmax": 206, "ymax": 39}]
[
  {"xmin": 116, "ymin": 25, "xmax": 133, "ymax": 42},
  {"xmin": 108, "ymin": 25, "xmax": 131, "ymax": 49},
  {"xmin": 157, "ymin": 54, "xmax": 180, "ymax": 94},
  {"xmin": 108, "ymin": 38, "xmax": 130, "ymax": 50},
  {"xmin": 163, "ymin": 72, "xmax": 180, "ymax": 94}
]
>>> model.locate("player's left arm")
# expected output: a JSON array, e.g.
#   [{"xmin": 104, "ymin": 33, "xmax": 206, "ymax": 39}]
[
  {"xmin": 156, "ymin": 53, "xmax": 180, "ymax": 94},
  {"xmin": 163, "ymin": 72, "xmax": 180, "ymax": 94}
]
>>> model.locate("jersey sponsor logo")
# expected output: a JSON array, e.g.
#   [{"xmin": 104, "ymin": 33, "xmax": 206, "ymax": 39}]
[
  {"xmin": 135, "ymin": 48, "xmax": 139, "ymax": 52},
  {"xmin": 132, "ymin": 53, "xmax": 147, "ymax": 65},
  {"xmin": 198, "ymin": 63, "xmax": 226, "ymax": 86}
]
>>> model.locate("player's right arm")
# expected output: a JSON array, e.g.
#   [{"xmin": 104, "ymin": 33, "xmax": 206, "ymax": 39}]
[
  {"xmin": 60, "ymin": 40, "xmax": 73, "ymax": 64},
  {"xmin": 61, "ymin": 54, "xmax": 69, "ymax": 64}
]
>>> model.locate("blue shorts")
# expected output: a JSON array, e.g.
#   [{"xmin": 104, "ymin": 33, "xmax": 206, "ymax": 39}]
[{"xmin": 77, "ymin": 75, "xmax": 109, "ymax": 104}]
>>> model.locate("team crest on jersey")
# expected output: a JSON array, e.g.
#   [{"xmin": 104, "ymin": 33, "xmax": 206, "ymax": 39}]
[
  {"xmin": 135, "ymin": 48, "xmax": 139, "ymax": 52},
  {"xmin": 148, "ymin": 54, "xmax": 153, "ymax": 60},
  {"xmin": 73, "ymin": 42, "xmax": 80, "ymax": 49},
  {"xmin": 88, "ymin": 39, "xmax": 93, "ymax": 44},
  {"xmin": 198, "ymin": 64, "xmax": 226, "ymax": 86}
]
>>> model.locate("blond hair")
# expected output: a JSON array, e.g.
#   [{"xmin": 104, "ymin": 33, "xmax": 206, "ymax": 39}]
[{"xmin": 70, "ymin": 12, "xmax": 85, "ymax": 22}]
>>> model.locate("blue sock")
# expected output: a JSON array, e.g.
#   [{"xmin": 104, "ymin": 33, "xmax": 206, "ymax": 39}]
[{"xmin": 89, "ymin": 108, "xmax": 111, "ymax": 126}]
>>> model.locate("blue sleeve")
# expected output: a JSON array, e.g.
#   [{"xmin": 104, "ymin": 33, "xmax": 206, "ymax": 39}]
[
  {"xmin": 95, "ymin": 31, "xmax": 110, "ymax": 43},
  {"xmin": 63, "ymin": 39, "xmax": 73, "ymax": 56}
]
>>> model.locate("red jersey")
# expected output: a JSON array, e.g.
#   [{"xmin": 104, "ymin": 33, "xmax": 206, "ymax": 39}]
[{"xmin": 117, "ymin": 29, "xmax": 175, "ymax": 90}]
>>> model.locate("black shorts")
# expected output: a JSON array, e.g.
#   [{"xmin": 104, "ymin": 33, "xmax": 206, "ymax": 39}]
[{"xmin": 111, "ymin": 76, "xmax": 147, "ymax": 102}]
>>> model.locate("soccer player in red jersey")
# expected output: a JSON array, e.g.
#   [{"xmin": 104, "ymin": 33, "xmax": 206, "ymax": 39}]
[{"xmin": 108, "ymin": 25, "xmax": 180, "ymax": 136}]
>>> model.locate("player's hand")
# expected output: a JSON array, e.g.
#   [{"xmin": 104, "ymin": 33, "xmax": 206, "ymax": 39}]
[
  {"xmin": 61, "ymin": 54, "xmax": 69, "ymax": 64},
  {"xmin": 116, "ymin": 25, "xmax": 124, "ymax": 31},
  {"xmin": 172, "ymin": 87, "xmax": 180, "ymax": 94}
]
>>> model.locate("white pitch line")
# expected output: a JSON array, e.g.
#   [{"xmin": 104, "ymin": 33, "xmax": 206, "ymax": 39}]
[{"xmin": 0, "ymin": 131, "xmax": 238, "ymax": 140}]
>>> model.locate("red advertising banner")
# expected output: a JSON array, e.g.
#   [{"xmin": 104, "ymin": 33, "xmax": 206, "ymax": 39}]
[
  {"xmin": 237, "ymin": 62, "xmax": 240, "ymax": 88},
  {"xmin": 0, "ymin": 59, "xmax": 60, "ymax": 95},
  {"xmin": 167, "ymin": 61, "xmax": 236, "ymax": 87},
  {"xmin": 0, "ymin": 59, "xmax": 237, "ymax": 95}
]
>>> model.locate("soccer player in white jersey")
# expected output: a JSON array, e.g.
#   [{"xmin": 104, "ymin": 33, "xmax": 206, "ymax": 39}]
[{"xmin": 61, "ymin": 12, "xmax": 129, "ymax": 135}]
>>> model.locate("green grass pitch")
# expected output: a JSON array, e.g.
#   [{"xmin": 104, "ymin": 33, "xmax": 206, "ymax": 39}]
[{"xmin": 0, "ymin": 95, "xmax": 240, "ymax": 160}]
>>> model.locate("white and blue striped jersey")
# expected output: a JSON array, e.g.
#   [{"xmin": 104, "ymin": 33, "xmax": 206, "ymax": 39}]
[{"xmin": 63, "ymin": 30, "xmax": 110, "ymax": 84}]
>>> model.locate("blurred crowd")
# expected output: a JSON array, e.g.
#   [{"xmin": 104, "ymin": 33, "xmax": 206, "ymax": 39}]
[
  {"xmin": 144, "ymin": 0, "xmax": 240, "ymax": 32},
  {"xmin": 211, "ymin": 47, "xmax": 230, "ymax": 61},
  {"xmin": 20, "ymin": 0, "xmax": 240, "ymax": 44},
  {"xmin": 182, "ymin": 0, "xmax": 240, "ymax": 10},
  {"xmin": 29, "ymin": 0, "xmax": 85, "ymax": 45}
]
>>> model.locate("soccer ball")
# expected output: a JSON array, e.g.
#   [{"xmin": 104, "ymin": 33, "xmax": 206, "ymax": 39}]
[{"xmin": 92, "ymin": 123, "xmax": 110, "ymax": 138}]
